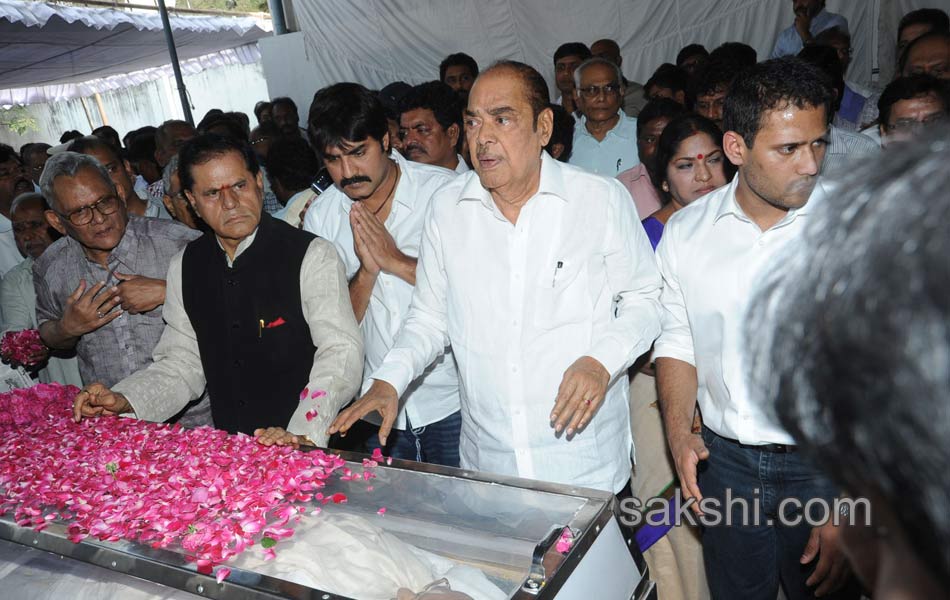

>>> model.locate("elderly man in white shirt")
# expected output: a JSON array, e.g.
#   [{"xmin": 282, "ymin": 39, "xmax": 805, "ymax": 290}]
[
  {"xmin": 330, "ymin": 61, "xmax": 662, "ymax": 495},
  {"xmin": 655, "ymin": 58, "xmax": 855, "ymax": 599},
  {"xmin": 305, "ymin": 82, "xmax": 463, "ymax": 467}
]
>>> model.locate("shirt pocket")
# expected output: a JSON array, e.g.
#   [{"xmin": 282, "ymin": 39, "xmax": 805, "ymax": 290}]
[{"xmin": 532, "ymin": 259, "xmax": 593, "ymax": 330}]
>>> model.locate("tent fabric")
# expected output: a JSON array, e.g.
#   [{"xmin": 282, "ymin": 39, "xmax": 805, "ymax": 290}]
[
  {"xmin": 280, "ymin": 0, "xmax": 877, "ymax": 96},
  {"xmin": 0, "ymin": 0, "xmax": 271, "ymax": 105}
]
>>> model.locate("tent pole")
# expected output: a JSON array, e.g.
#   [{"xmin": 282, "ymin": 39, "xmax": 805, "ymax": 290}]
[
  {"xmin": 156, "ymin": 0, "xmax": 194, "ymax": 125},
  {"xmin": 267, "ymin": 0, "xmax": 288, "ymax": 35}
]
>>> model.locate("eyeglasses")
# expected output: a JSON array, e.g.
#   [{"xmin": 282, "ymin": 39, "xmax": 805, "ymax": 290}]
[
  {"xmin": 59, "ymin": 195, "xmax": 120, "ymax": 226},
  {"xmin": 578, "ymin": 84, "xmax": 621, "ymax": 99},
  {"xmin": 886, "ymin": 113, "xmax": 946, "ymax": 133}
]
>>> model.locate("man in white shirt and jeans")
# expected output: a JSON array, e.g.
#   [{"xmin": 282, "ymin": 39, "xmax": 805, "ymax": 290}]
[
  {"xmin": 330, "ymin": 61, "xmax": 662, "ymax": 495},
  {"xmin": 655, "ymin": 57, "xmax": 856, "ymax": 599},
  {"xmin": 306, "ymin": 83, "xmax": 463, "ymax": 467}
]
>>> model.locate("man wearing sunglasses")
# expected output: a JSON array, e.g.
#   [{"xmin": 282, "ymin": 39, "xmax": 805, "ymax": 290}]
[
  {"xmin": 568, "ymin": 57, "xmax": 640, "ymax": 176},
  {"xmin": 34, "ymin": 151, "xmax": 200, "ymax": 391}
]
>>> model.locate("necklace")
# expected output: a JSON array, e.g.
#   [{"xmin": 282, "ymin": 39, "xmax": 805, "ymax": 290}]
[{"xmin": 371, "ymin": 163, "xmax": 401, "ymax": 216}]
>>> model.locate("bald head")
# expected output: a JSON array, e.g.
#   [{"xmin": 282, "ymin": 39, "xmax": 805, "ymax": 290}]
[
  {"xmin": 10, "ymin": 192, "xmax": 45, "ymax": 216},
  {"xmin": 591, "ymin": 39, "xmax": 623, "ymax": 68}
]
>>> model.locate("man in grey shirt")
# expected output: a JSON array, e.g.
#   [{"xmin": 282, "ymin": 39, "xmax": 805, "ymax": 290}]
[{"xmin": 34, "ymin": 151, "xmax": 200, "ymax": 392}]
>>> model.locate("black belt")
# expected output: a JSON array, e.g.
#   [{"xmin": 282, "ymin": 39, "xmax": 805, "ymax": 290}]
[{"xmin": 711, "ymin": 430, "xmax": 797, "ymax": 453}]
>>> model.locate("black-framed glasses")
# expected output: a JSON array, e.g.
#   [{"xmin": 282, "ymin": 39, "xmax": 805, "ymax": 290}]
[
  {"xmin": 578, "ymin": 83, "xmax": 621, "ymax": 99},
  {"xmin": 59, "ymin": 195, "xmax": 120, "ymax": 226}
]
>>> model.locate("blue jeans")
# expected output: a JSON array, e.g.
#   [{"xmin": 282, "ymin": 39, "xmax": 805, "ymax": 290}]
[
  {"xmin": 365, "ymin": 411, "xmax": 461, "ymax": 468},
  {"xmin": 697, "ymin": 426, "xmax": 857, "ymax": 600}
]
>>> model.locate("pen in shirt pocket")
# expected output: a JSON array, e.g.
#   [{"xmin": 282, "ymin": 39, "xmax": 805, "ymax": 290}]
[{"xmin": 551, "ymin": 260, "xmax": 564, "ymax": 287}]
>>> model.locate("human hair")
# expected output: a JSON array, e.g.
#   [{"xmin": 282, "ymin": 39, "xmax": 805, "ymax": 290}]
[
  {"xmin": 197, "ymin": 113, "xmax": 248, "ymax": 142},
  {"xmin": 162, "ymin": 154, "xmax": 179, "ymax": 196},
  {"xmin": 10, "ymin": 192, "xmax": 48, "ymax": 214},
  {"xmin": 39, "ymin": 151, "xmax": 115, "ymax": 210},
  {"xmin": 126, "ymin": 131, "xmax": 158, "ymax": 163},
  {"xmin": 722, "ymin": 57, "xmax": 834, "ymax": 147},
  {"xmin": 400, "ymin": 81, "xmax": 463, "ymax": 134},
  {"xmin": 710, "ymin": 42, "xmax": 757, "ymax": 68},
  {"xmin": 813, "ymin": 26, "xmax": 851, "ymax": 48},
  {"xmin": 573, "ymin": 57, "xmax": 623, "ymax": 90},
  {"xmin": 0, "ymin": 143, "xmax": 20, "ymax": 165},
  {"xmin": 270, "ymin": 96, "xmax": 298, "ymax": 116},
  {"xmin": 745, "ymin": 127, "xmax": 950, "ymax": 589},
  {"xmin": 645, "ymin": 64, "xmax": 688, "ymax": 95},
  {"xmin": 155, "ymin": 120, "xmax": 195, "ymax": 151},
  {"xmin": 307, "ymin": 83, "xmax": 390, "ymax": 156},
  {"xmin": 439, "ymin": 52, "xmax": 479, "ymax": 82},
  {"xmin": 264, "ymin": 136, "xmax": 321, "ymax": 197},
  {"xmin": 798, "ymin": 44, "xmax": 845, "ymax": 113},
  {"xmin": 59, "ymin": 130, "xmax": 83, "ymax": 144},
  {"xmin": 636, "ymin": 98, "xmax": 687, "ymax": 139},
  {"xmin": 20, "ymin": 142, "xmax": 51, "ymax": 162},
  {"xmin": 254, "ymin": 100, "xmax": 272, "ymax": 121},
  {"xmin": 553, "ymin": 42, "xmax": 591, "ymax": 65},
  {"xmin": 651, "ymin": 114, "xmax": 734, "ymax": 203},
  {"xmin": 92, "ymin": 125, "xmax": 121, "ymax": 147},
  {"xmin": 688, "ymin": 58, "xmax": 740, "ymax": 105},
  {"xmin": 877, "ymin": 75, "xmax": 950, "ymax": 128},
  {"xmin": 899, "ymin": 30, "xmax": 950, "ymax": 75},
  {"xmin": 177, "ymin": 133, "xmax": 260, "ymax": 193},
  {"xmin": 898, "ymin": 8, "xmax": 949, "ymax": 41},
  {"xmin": 545, "ymin": 103, "xmax": 575, "ymax": 162},
  {"xmin": 69, "ymin": 135, "xmax": 123, "ymax": 164},
  {"xmin": 250, "ymin": 121, "xmax": 281, "ymax": 141},
  {"xmin": 676, "ymin": 43, "xmax": 709, "ymax": 67},
  {"xmin": 484, "ymin": 60, "xmax": 551, "ymax": 126}
]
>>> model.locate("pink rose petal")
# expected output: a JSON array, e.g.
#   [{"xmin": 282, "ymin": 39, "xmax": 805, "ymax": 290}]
[{"xmin": 215, "ymin": 567, "xmax": 231, "ymax": 583}]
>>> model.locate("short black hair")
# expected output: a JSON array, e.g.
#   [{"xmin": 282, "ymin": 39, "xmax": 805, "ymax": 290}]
[
  {"xmin": 645, "ymin": 64, "xmax": 688, "ymax": 95},
  {"xmin": 271, "ymin": 96, "xmax": 298, "ymax": 116},
  {"xmin": 710, "ymin": 42, "xmax": 757, "ymax": 68},
  {"xmin": 439, "ymin": 53, "xmax": 479, "ymax": 82},
  {"xmin": 198, "ymin": 113, "xmax": 249, "ymax": 142},
  {"xmin": 254, "ymin": 101, "xmax": 272, "ymax": 121},
  {"xmin": 688, "ymin": 58, "xmax": 740, "ymax": 105},
  {"xmin": 177, "ymin": 133, "xmax": 260, "ymax": 193},
  {"xmin": 0, "ymin": 143, "xmax": 20, "ymax": 165},
  {"xmin": 485, "ymin": 60, "xmax": 551, "ymax": 126},
  {"xmin": 813, "ymin": 26, "xmax": 851, "ymax": 48},
  {"xmin": 20, "ymin": 142, "xmax": 51, "ymax": 161},
  {"xmin": 69, "ymin": 135, "xmax": 123, "ymax": 164},
  {"xmin": 878, "ymin": 75, "xmax": 950, "ymax": 128},
  {"xmin": 553, "ymin": 42, "xmax": 592, "ymax": 65},
  {"xmin": 798, "ymin": 44, "xmax": 845, "ymax": 112},
  {"xmin": 545, "ymin": 103, "xmax": 575, "ymax": 162},
  {"xmin": 722, "ymin": 57, "xmax": 834, "ymax": 147},
  {"xmin": 652, "ymin": 114, "xmax": 734, "ymax": 203},
  {"xmin": 125, "ymin": 132, "xmax": 158, "ymax": 163},
  {"xmin": 308, "ymin": 83, "xmax": 390, "ymax": 155},
  {"xmin": 59, "ymin": 130, "xmax": 83, "ymax": 144},
  {"xmin": 899, "ymin": 30, "xmax": 950, "ymax": 75},
  {"xmin": 92, "ymin": 125, "xmax": 120, "ymax": 145},
  {"xmin": 636, "ymin": 98, "xmax": 688, "ymax": 139},
  {"xmin": 676, "ymin": 43, "xmax": 709, "ymax": 67},
  {"xmin": 898, "ymin": 8, "xmax": 949, "ymax": 40},
  {"xmin": 400, "ymin": 81, "xmax": 463, "ymax": 133},
  {"xmin": 264, "ymin": 135, "xmax": 320, "ymax": 197}
]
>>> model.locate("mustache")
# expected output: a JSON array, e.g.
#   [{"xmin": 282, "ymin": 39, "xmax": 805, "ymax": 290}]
[
  {"xmin": 404, "ymin": 143, "xmax": 427, "ymax": 156},
  {"xmin": 340, "ymin": 175, "xmax": 371, "ymax": 188}
]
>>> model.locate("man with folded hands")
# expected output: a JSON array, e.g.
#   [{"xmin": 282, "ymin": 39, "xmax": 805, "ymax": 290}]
[{"xmin": 73, "ymin": 134, "xmax": 364, "ymax": 447}]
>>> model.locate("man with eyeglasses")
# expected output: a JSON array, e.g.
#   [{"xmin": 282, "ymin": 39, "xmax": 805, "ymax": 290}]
[
  {"xmin": 569, "ymin": 57, "xmax": 640, "ymax": 176},
  {"xmin": 0, "ymin": 144, "xmax": 36, "ymax": 276},
  {"xmin": 878, "ymin": 75, "xmax": 949, "ymax": 147},
  {"xmin": 34, "ymin": 151, "xmax": 200, "ymax": 393},
  {"xmin": 399, "ymin": 81, "xmax": 468, "ymax": 173}
]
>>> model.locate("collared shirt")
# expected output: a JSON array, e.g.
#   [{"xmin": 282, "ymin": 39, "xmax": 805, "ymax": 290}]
[
  {"xmin": 33, "ymin": 215, "xmax": 201, "ymax": 387},
  {"xmin": 0, "ymin": 257, "xmax": 83, "ymax": 388},
  {"xmin": 654, "ymin": 176, "xmax": 828, "ymax": 445},
  {"xmin": 770, "ymin": 9, "xmax": 849, "ymax": 58},
  {"xmin": 823, "ymin": 125, "xmax": 879, "ymax": 177},
  {"xmin": 372, "ymin": 152, "xmax": 662, "ymax": 493},
  {"xmin": 275, "ymin": 188, "xmax": 318, "ymax": 229},
  {"xmin": 454, "ymin": 154, "xmax": 470, "ymax": 174},
  {"xmin": 616, "ymin": 163, "xmax": 663, "ymax": 219},
  {"xmin": 570, "ymin": 111, "xmax": 640, "ymax": 176},
  {"xmin": 261, "ymin": 166, "xmax": 282, "ymax": 215},
  {"xmin": 134, "ymin": 184, "xmax": 172, "ymax": 220},
  {"xmin": 0, "ymin": 215, "xmax": 21, "ymax": 277},
  {"xmin": 146, "ymin": 179, "xmax": 165, "ymax": 205},
  {"xmin": 112, "ymin": 233, "xmax": 363, "ymax": 447},
  {"xmin": 305, "ymin": 151, "xmax": 461, "ymax": 430}
]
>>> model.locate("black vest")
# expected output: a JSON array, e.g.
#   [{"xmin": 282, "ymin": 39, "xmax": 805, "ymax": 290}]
[{"xmin": 181, "ymin": 213, "xmax": 316, "ymax": 435}]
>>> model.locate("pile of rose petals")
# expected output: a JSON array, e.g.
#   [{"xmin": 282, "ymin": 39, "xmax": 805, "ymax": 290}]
[
  {"xmin": 0, "ymin": 329, "xmax": 46, "ymax": 369},
  {"xmin": 0, "ymin": 384, "xmax": 359, "ymax": 577}
]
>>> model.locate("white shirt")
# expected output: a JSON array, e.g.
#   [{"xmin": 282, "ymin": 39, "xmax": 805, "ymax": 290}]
[
  {"xmin": 372, "ymin": 152, "xmax": 662, "ymax": 493},
  {"xmin": 454, "ymin": 154, "xmax": 470, "ymax": 174},
  {"xmin": 569, "ymin": 112, "xmax": 640, "ymax": 176},
  {"xmin": 653, "ymin": 176, "xmax": 827, "ymax": 445},
  {"xmin": 305, "ymin": 152, "xmax": 461, "ymax": 430},
  {"xmin": 0, "ymin": 215, "xmax": 21, "ymax": 277}
]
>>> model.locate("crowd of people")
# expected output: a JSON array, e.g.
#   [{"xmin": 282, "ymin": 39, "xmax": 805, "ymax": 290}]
[{"xmin": 0, "ymin": 1, "xmax": 947, "ymax": 599}]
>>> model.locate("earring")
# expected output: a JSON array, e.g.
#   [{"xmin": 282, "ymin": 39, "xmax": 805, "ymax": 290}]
[{"xmin": 662, "ymin": 182, "xmax": 669, "ymax": 192}]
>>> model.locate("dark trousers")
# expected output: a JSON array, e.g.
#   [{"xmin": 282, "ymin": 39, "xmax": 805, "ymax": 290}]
[
  {"xmin": 698, "ymin": 426, "xmax": 858, "ymax": 600},
  {"xmin": 366, "ymin": 410, "xmax": 462, "ymax": 468}
]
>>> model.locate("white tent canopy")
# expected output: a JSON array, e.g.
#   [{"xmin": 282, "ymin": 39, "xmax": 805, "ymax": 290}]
[{"xmin": 0, "ymin": 0, "xmax": 271, "ymax": 106}]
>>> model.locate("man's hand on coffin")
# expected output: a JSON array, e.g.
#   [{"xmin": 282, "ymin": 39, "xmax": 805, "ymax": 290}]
[
  {"xmin": 550, "ymin": 356, "xmax": 610, "ymax": 439},
  {"xmin": 114, "ymin": 273, "xmax": 166, "ymax": 315},
  {"xmin": 328, "ymin": 379, "xmax": 399, "ymax": 446},
  {"xmin": 254, "ymin": 426, "xmax": 305, "ymax": 448},
  {"xmin": 72, "ymin": 383, "xmax": 132, "ymax": 422}
]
